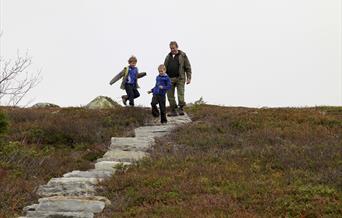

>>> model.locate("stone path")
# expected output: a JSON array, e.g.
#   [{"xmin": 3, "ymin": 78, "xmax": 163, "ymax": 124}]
[{"xmin": 20, "ymin": 114, "xmax": 192, "ymax": 218}]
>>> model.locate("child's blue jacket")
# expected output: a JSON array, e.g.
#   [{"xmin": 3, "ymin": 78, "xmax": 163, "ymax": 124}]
[
  {"xmin": 151, "ymin": 74, "xmax": 171, "ymax": 95},
  {"xmin": 126, "ymin": 66, "xmax": 138, "ymax": 86}
]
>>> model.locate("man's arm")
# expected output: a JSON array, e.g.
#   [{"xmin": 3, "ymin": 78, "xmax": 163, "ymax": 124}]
[{"xmin": 183, "ymin": 54, "xmax": 192, "ymax": 84}]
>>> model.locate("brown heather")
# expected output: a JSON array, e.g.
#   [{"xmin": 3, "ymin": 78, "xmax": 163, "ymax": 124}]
[
  {"xmin": 0, "ymin": 106, "xmax": 150, "ymax": 217},
  {"xmin": 98, "ymin": 105, "xmax": 342, "ymax": 217}
]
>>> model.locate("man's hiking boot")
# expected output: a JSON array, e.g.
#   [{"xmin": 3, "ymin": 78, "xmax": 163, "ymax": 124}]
[
  {"xmin": 167, "ymin": 110, "xmax": 178, "ymax": 117},
  {"xmin": 121, "ymin": 95, "xmax": 128, "ymax": 106},
  {"xmin": 178, "ymin": 107, "xmax": 185, "ymax": 116}
]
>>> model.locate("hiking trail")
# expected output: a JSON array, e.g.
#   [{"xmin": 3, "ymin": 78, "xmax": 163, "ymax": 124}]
[{"xmin": 20, "ymin": 114, "xmax": 192, "ymax": 218}]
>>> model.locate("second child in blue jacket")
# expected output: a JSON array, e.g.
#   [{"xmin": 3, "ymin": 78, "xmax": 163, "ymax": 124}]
[{"xmin": 148, "ymin": 64, "xmax": 172, "ymax": 123}]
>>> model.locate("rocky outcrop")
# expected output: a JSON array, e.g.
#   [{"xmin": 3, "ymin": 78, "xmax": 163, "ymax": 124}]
[{"xmin": 85, "ymin": 96, "xmax": 120, "ymax": 109}]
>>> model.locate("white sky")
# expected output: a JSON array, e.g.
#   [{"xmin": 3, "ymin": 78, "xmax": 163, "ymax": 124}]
[{"xmin": 1, "ymin": 0, "xmax": 341, "ymax": 107}]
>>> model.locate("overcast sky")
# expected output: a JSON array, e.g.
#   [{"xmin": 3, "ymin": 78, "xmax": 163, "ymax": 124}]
[{"xmin": 1, "ymin": 0, "xmax": 341, "ymax": 107}]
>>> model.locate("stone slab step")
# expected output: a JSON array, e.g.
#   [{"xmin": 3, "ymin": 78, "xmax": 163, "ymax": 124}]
[
  {"xmin": 110, "ymin": 137, "xmax": 155, "ymax": 151},
  {"xmin": 111, "ymin": 137, "xmax": 155, "ymax": 145},
  {"xmin": 96, "ymin": 150, "xmax": 148, "ymax": 162},
  {"xmin": 167, "ymin": 116, "xmax": 192, "ymax": 124},
  {"xmin": 34, "ymin": 196, "xmax": 109, "ymax": 213},
  {"xmin": 24, "ymin": 211, "xmax": 94, "ymax": 218},
  {"xmin": 134, "ymin": 125, "xmax": 176, "ymax": 138},
  {"xmin": 23, "ymin": 204, "xmax": 39, "ymax": 213},
  {"xmin": 94, "ymin": 161, "xmax": 131, "ymax": 171},
  {"xmin": 63, "ymin": 170, "xmax": 113, "ymax": 179},
  {"xmin": 37, "ymin": 178, "xmax": 100, "ymax": 197}
]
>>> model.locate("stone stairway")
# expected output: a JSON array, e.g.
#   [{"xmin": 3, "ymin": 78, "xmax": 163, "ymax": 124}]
[{"xmin": 20, "ymin": 114, "xmax": 192, "ymax": 218}]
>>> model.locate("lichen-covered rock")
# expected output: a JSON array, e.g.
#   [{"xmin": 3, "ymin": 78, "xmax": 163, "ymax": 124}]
[{"xmin": 85, "ymin": 96, "xmax": 120, "ymax": 109}]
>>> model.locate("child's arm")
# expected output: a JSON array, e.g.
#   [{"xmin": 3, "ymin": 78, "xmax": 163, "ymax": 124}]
[
  {"xmin": 109, "ymin": 68, "xmax": 125, "ymax": 85},
  {"xmin": 137, "ymin": 72, "xmax": 147, "ymax": 78},
  {"xmin": 147, "ymin": 88, "xmax": 154, "ymax": 94},
  {"xmin": 164, "ymin": 77, "xmax": 172, "ymax": 91}
]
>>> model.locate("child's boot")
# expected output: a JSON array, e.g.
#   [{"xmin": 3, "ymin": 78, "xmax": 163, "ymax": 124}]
[
  {"xmin": 152, "ymin": 106, "xmax": 160, "ymax": 117},
  {"xmin": 121, "ymin": 95, "xmax": 128, "ymax": 106}
]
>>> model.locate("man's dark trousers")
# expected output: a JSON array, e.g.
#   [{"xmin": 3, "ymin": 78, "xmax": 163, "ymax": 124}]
[
  {"xmin": 151, "ymin": 94, "xmax": 167, "ymax": 123},
  {"xmin": 125, "ymin": 84, "xmax": 140, "ymax": 106}
]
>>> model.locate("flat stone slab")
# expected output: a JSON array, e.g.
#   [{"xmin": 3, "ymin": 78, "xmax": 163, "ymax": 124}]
[
  {"xmin": 167, "ymin": 114, "xmax": 192, "ymax": 124},
  {"xmin": 144, "ymin": 113, "xmax": 191, "ymax": 125},
  {"xmin": 35, "ymin": 196, "xmax": 108, "ymax": 213},
  {"xmin": 134, "ymin": 125, "xmax": 176, "ymax": 138},
  {"xmin": 37, "ymin": 178, "xmax": 100, "ymax": 197},
  {"xmin": 97, "ymin": 150, "xmax": 148, "ymax": 162},
  {"xmin": 47, "ymin": 177, "xmax": 101, "ymax": 185},
  {"xmin": 63, "ymin": 170, "xmax": 113, "ymax": 179},
  {"xmin": 110, "ymin": 137, "xmax": 155, "ymax": 151},
  {"xmin": 23, "ymin": 204, "xmax": 39, "ymax": 213},
  {"xmin": 94, "ymin": 161, "xmax": 131, "ymax": 171},
  {"xmin": 25, "ymin": 211, "xmax": 94, "ymax": 218}
]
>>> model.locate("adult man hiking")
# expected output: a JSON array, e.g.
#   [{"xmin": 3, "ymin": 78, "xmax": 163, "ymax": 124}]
[{"xmin": 164, "ymin": 41, "xmax": 192, "ymax": 116}]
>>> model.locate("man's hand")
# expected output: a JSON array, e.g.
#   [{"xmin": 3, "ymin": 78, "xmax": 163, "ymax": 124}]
[{"xmin": 186, "ymin": 78, "xmax": 191, "ymax": 84}]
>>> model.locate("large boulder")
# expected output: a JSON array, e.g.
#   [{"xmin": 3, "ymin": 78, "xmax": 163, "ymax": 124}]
[
  {"xmin": 86, "ymin": 96, "xmax": 120, "ymax": 109},
  {"xmin": 31, "ymin": 103, "xmax": 60, "ymax": 108}
]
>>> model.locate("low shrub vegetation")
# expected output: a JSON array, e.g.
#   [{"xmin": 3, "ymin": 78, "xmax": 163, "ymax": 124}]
[
  {"xmin": 0, "ymin": 106, "xmax": 150, "ymax": 217},
  {"xmin": 99, "ymin": 105, "xmax": 342, "ymax": 217}
]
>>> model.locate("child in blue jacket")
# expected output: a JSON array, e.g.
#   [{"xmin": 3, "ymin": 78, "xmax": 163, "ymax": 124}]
[
  {"xmin": 148, "ymin": 64, "xmax": 172, "ymax": 123},
  {"xmin": 109, "ymin": 56, "xmax": 146, "ymax": 106}
]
